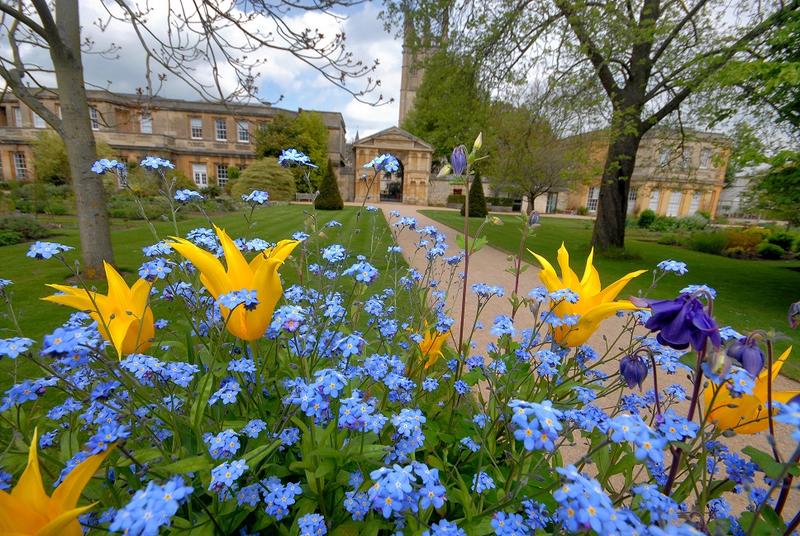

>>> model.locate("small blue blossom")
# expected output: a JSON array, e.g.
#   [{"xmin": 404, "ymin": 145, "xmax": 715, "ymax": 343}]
[
  {"xmin": 471, "ymin": 471, "xmax": 495, "ymax": 494},
  {"xmin": 241, "ymin": 190, "xmax": 270, "ymax": 204},
  {"xmin": 26, "ymin": 241, "xmax": 73, "ymax": 259},
  {"xmin": 174, "ymin": 189, "xmax": 204, "ymax": 203},
  {"xmin": 657, "ymin": 259, "xmax": 688, "ymax": 275}
]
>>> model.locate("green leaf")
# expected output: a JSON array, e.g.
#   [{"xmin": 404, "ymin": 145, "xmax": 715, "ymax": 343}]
[
  {"xmin": 743, "ymin": 446, "xmax": 797, "ymax": 480},
  {"xmin": 471, "ymin": 235, "xmax": 488, "ymax": 253},
  {"xmin": 191, "ymin": 371, "xmax": 215, "ymax": 433},
  {"xmin": 161, "ymin": 455, "xmax": 211, "ymax": 473}
]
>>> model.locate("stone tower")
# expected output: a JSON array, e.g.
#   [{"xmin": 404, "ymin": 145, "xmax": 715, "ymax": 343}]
[
  {"xmin": 398, "ymin": 20, "xmax": 424, "ymax": 126},
  {"xmin": 398, "ymin": 11, "xmax": 448, "ymax": 126}
]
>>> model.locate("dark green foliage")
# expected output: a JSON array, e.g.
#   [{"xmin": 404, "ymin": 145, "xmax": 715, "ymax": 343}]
[
  {"xmin": 446, "ymin": 194, "xmax": 465, "ymax": 205},
  {"xmin": 637, "ymin": 209, "xmax": 656, "ymax": 228},
  {"xmin": 107, "ymin": 195, "xmax": 173, "ymax": 220},
  {"xmin": 767, "ymin": 231, "xmax": 796, "ymax": 251},
  {"xmin": 754, "ymin": 160, "xmax": 800, "ymax": 225},
  {"xmin": 231, "ymin": 158, "xmax": 296, "ymax": 201},
  {"xmin": 402, "ymin": 50, "xmax": 488, "ymax": 158},
  {"xmin": 461, "ymin": 174, "xmax": 487, "ymax": 217},
  {"xmin": 314, "ymin": 163, "xmax": 344, "ymax": 210},
  {"xmin": 757, "ymin": 241, "xmax": 786, "ymax": 259},
  {"xmin": 254, "ymin": 112, "xmax": 328, "ymax": 192},
  {"xmin": 10, "ymin": 182, "xmax": 71, "ymax": 214},
  {"xmin": 0, "ymin": 215, "xmax": 51, "ymax": 242},
  {"xmin": 687, "ymin": 231, "xmax": 729, "ymax": 255},
  {"xmin": 0, "ymin": 230, "xmax": 22, "ymax": 246}
]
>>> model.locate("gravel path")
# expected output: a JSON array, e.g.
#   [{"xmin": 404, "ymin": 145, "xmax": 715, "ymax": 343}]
[{"xmin": 381, "ymin": 203, "xmax": 800, "ymax": 515}]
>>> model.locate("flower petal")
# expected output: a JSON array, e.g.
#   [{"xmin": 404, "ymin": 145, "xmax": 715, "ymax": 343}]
[
  {"xmin": 214, "ymin": 226, "xmax": 251, "ymax": 290},
  {"xmin": 10, "ymin": 429, "xmax": 50, "ymax": 518},
  {"xmin": 529, "ymin": 250, "xmax": 563, "ymax": 292},
  {"xmin": 556, "ymin": 243, "xmax": 581, "ymax": 290},
  {"xmin": 51, "ymin": 447, "xmax": 113, "ymax": 512},
  {"xmin": 169, "ymin": 237, "xmax": 230, "ymax": 297}
]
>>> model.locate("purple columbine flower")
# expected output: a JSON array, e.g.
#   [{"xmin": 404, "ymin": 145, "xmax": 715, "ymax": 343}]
[
  {"xmin": 726, "ymin": 337, "xmax": 765, "ymax": 377},
  {"xmin": 632, "ymin": 293, "xmax": 720, "ymax": 353},
  {"xmin": 789, "ymin": 301, "xmax": 800, "ymax": 329},
  {"xmin": 620, "ymin": 354, "xmax": 648, "ymax": 389},
  {"xmin": 450, "ymin": 145, "xmax": 467, "ymax": 176}
]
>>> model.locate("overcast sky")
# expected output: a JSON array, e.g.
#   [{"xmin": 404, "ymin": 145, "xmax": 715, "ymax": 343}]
[{"xmin": 74, "ymin": 2, "xmax": 402, "ymax": 140}]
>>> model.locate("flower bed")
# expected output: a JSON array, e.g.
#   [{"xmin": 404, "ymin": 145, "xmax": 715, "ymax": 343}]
[{"xmin": 1, "ymin": 147, "xmax": 799, "ymax": 535}]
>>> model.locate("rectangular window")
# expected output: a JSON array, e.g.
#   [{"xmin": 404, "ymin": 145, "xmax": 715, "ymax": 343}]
[
  {"xmin": 680, "ymin": 148, "xmax": 692, "ymax": 168},
  {"xmin": 32, "ymin": 112, "xmax": 46, "ymax": 128},
  {"xmin": 140, "ymin": 112, "xmax": 153, "ymax": 134},
  {"xmin": 13, "ymin": 107, "xmax": 22, "ymax": 127},
  {"xmin": 666, "ymin": 190, "xmax": 682, "ymax": 216},
  {"xmin": 13, "ymin": 152, "xmax": 27, "ymax": 180},
  {"xmin": 689, "ymin": 192, "xmax": 702, "ymax": 214},
  {"xmin": 192, "ymin": 163, "xmax": 208, "ymax": 187},
  {"xmin": 586, "ymin": 186, "xmax": 600, "ymax": 212},
  {"xmin": 216, "ymin": 164, "xmax": 228, "ymax": 187},
  {"xmin": 190, "ymin": 118, "xmax": 203, "ymax": 139},
  {"xmin": 215, "ymin": 118, "xmax": 227, "ymax": 141},
  {"xmin": 699, "ymin": 148, "xmax": 712, "ymax": 169},
  {"xmin": 627, "ymin": 187, "xmax": 638, "ymax": 214},
  {"xmin": 658, "ymin": 148, "xmax": 670, "ymax": 167},
  {"xmin": 648, "ymin": 189, "xmax": 660, "ymax": 211},
  {"xmin": 237, "ymin": 121, "xmax": 250, "ymax": 143},
  {"xmin": 89, "ymin": 106, "xmax": 100, "ymax": 130}
]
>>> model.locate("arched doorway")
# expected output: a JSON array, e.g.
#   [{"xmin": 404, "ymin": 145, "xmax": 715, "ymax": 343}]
[{"xmin": 380, "ymin": 158, "xmax": 404, "ymax": 202}]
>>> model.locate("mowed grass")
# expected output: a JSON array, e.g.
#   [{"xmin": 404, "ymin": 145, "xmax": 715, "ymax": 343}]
[
  {"xmin": 0, "ymin": 205, "xmax": 397, "ymax": 388},
  {"xmin": 421, "ymin": 209, "xmax": 800, "ymax": 380}
]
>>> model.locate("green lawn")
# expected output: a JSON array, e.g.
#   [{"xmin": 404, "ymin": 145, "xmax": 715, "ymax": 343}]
[
  {"xmin": 0, "ymin": 205, "xmax": 397, "ymax": 387},
  {"xmin": 421, "ymin": 209, "xmax": 800, "ymax": 380}
]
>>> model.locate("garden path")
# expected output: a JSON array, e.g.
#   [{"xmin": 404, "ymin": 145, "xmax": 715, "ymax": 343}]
[{"xmin": 380, "ymin": 203, "xmax": 800, "ymax": 514}]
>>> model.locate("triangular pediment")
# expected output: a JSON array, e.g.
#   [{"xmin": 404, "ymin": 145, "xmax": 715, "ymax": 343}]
[{"xmin": 353, "ymin": 126, "xmax": 434, "ymax": 152}]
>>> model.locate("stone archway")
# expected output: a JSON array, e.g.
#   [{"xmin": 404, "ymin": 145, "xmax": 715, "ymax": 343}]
[{"xmin": 352, "ymin": 127, "xmax": 433, "ymax": 205}]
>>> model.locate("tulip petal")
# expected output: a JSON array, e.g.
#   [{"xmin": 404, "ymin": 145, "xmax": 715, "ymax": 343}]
[
  {"xmin": 244, "ymin": 258, "xmax": 283, "ymax": 341},
  {"xmin": 107, "ymin": 315, "xmax": 136, "ymax": 357},
  {"xmin": 529, "ymin": 250, "xmax": 563, "ymax": 292},
  {"xmin": 214, "ymin": 226, "xmax": 251, "ymax": 290},
  {"xmin": 0, "ymin": 488, "xmax": 49, "ymax": 532},
  {"xmin": 580, "ymin": 248, "xmax": 601, "ymax": 296},
  {"xmin": 558, "ymin": 300, "xmax": 639, "ymax": 347},
  {"xmin": 103, "ymin": 262, "xmax": 130, "ymax": 305},
  {"xmin": 51, "ymin": 448, "xmax": 113, "ymax": 512},
  {"xmin": 249, "ymin": 239, "xmax": 300, "ymax": 273},
  {"xmin": 41, "ymin": 285, "xmax": 96, "ymax": 312},
  {"xmin": 556, "ymin": 243, "xmax": 580, "ymax": 290},
  {"xmin": 37, "ymin": 504, "xmax": 95, "ymax": 536},
  {"xmin": 594, "ymin": 269, "xmax": 648, "ymax": 305},
  {"xmin": 169, "ymin": 238, "xmax": 230, "ymax": 297},
  {"xmin": 10, "ymin": 429, "xmax": 50, "ymax": 518},
  {"xmin": 128, "ymin": 279, "xmax": 152, "ymax": 319}
]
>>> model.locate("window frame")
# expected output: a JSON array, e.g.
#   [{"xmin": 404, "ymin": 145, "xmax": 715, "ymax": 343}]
[
  {"xmin": 586, "ymin": 186, "xmax": 600, "ymax": 213},
  {"xmin": 215, "ymin": 118, "xmax": 228, "ymax": 141},
  {"xmin": 190, "ymin": 118, "xmax": 203, "ymax": 140},
  {"xmin": 216, "ymin": 164, "xmax": 228, "ymax": 187},
  {"xmin": 689, "ymin": 192, "xmax": 702, "ymax": 214},
  {"xmin": 658, "ymin": 148, "xmax": 670, "ymax": 167},
  {"xmin": 13, "ymin": 107, "xmax": 22, "ymax": 127},
  {"xmin": 699, "ymin": 148, "xmax": 713, "ymax": 169},
  {"xmin": 140, "ymin": 112, "xmax": 153, "ymax": 134},
  {"xmin": 648, "ymin": 189, "xmax": 660, "ymax": 211},
  {"xmin": 32, "ymin": 112, "xmax": 46, "ymax": 128},
  {"xmin": 666, "ymin": 190, "xmax": 682, "ymax": 217},
  {"xmin": 89, "ymin": 106, "xmax": 100, "ymax": 130},
  {"xmin": 13, "ymin": 152, "xmax": 28, "ymax": 180},
  {"xmin": 237, "ymin": 120, "xmax": 250, "ymax": 143},
  {"xmin": 192, "ymin": 163, "xmax": 209, "ymax": 187}
]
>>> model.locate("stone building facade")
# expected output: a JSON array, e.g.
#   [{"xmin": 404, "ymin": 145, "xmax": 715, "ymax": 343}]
[
  {"xmin": 0, "ymin": 91, "xmax": 347, "ymax": 188},
  {"xmin": 532, "ymin": 128, "xmax": 732, "ymax": 218}
]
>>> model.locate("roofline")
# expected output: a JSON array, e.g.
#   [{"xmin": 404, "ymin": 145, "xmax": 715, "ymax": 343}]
[
  {"xmin": 353, "ymin": 126, "xmax": 434, "ymax": 151},
  {"xmin": 1, "ymin": 88, "xmax": 346, "ymax": 130}
]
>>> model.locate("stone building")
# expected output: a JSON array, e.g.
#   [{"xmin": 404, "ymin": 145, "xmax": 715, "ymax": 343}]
[
  {"xmin": 0, "ymin": 91, "xmax": 347, "ymax": 188},
  {"xmin": 533, "ymin": 128, "xmax": 732, "ymax": 218}
]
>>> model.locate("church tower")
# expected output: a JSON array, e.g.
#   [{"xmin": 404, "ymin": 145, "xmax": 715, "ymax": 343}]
[
  {"xmin": 398, "ymin": 20, "xmax": 425, "ymax": 126},
  {"xmin": 398, "ymin": 10, "xmax": 449, "ymax": 126}
]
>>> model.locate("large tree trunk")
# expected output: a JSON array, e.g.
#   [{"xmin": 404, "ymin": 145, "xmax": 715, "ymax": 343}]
[
  {"xmin": 52, "ymin": 0, "xmax": 114, "ymax": 277},
  {"xmin": 591, "ymin": 130, "xmax": 643, "ymax": 251}
]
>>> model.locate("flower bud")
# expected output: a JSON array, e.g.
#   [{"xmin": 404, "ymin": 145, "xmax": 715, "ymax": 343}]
[
  {"xmin": 619, "ymin": 354, "xmax": 648, "ymax": 390},
  {"xmin": 726, "ymin": 337, "xmax": 765, "ymax": 377},
  {"xmin": 490, "ymin": 216, "xmax": 503, "ymax": 226},
  {"xmin": 789, "ymin": 301, "xmax": 800, "ymax": 329},
  {"xmin": 450, "ymin": 145, "xmax": 468, "ymax": 176},
  {"xmin": 472, "ymin": 132, "xmax": 483, "ymax": 152}
]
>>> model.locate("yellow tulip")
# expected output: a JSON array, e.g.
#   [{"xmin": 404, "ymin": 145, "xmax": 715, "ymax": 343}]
[
  {"xmin": 530, "ymin": 244, "xmax": 647, "ymax": 347},
  {"xmin": 706, "ymin": 346, "xmax": 798, "ymax": 434},
  {"xmin": 0, "ymin": 429, "xmax": 113, "ymax": 536},
  {"xmin": 43, "ymin": 262, "xmax": 154, "ymax": 358},
  {"xmin": 419, "ymin": 324, "xmax": 449, "ymax": 369},
  {"xmin": 169, "ymin": 226, "xmax": 299, "ymax": 341}
]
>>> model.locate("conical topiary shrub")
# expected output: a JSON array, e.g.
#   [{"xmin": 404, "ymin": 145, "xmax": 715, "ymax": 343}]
[
  {"xmin": 461, "ymin": 173, "xmax": 488, "ymax": 217},
  {"xmin": 314, "ymin": 162, "xmax": 344, "ymax": 210}
]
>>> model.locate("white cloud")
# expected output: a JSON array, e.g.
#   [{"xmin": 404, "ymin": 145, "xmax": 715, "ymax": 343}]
[{"xmin": 71, "ymin": 2, "xmax": 401, "ymax": 135}]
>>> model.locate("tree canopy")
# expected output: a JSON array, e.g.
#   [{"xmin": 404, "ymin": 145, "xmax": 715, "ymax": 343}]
[
  {"xmin": 401, "ymin": 50, "xmax": 489, "ymax": 158},
  {"xmin": 255, "ymin": 112, "xmax": 329, "ymax": 192}
]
